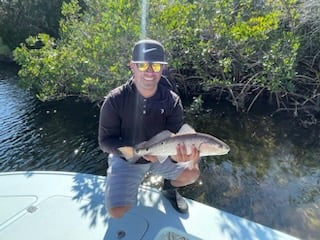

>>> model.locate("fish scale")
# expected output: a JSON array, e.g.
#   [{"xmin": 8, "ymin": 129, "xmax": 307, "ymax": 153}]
[{"xmin": 118, "ymin": 124, "xmax": 230, "ymax": 163}]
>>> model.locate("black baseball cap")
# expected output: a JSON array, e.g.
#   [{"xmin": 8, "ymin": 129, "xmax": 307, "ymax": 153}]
[{"xmin": 132, "ymin": 39, "xmax": 167, "ymax": 64}]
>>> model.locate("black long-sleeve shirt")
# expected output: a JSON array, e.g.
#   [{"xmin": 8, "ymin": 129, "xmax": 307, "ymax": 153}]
[{"xmin": 98, "ymin": 77, "xmax": 183, "ymax": 157}]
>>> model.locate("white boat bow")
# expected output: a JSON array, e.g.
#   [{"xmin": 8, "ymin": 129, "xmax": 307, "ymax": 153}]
[{"xmin": 0, "ymin": 171, "xmax": 300, "ymax": 240}]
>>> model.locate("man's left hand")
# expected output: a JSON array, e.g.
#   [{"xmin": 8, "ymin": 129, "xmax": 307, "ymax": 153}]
[{"xmin": 170, "ymin": 144, "xmax": 200, "ymax": 163}]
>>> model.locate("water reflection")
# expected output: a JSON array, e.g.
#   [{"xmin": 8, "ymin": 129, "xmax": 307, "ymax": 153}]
[
  {"xmin": 179, "ymin": 108, "xmax": 320, "ymax": 240},
  {"xmin": 1, "ymin": 67, "xmax": 320, "ymax": 239},
  {"xmin": 0, "ymin": 66, "xmax": 106, "ymax": 174}
]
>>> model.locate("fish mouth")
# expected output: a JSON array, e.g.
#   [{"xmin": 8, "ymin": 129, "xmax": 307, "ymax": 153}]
[
  {"xmin": 220, "ymin": 143, "xmax": 230, "ymax": 154},
  {"xmin": 224, "ymin": 144, "xmax": 230, "ymax": 153},
  {"xmin": 196, "ymin": 142, "xmax": 230, "ymax": 156},
  {"xmin": 221, "ymin": 148, "xmax": 230, "ymax": 155},
  {"xmin": 216, "ymin": 147, "xmax": 230, "ymax": 155}
]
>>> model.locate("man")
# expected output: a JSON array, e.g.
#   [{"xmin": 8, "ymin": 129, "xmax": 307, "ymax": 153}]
[{"xmin": 99, "ymin": 39, "xmax": 200, "ymax": 218}]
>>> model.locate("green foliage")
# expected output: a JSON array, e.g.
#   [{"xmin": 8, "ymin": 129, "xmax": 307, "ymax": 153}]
[
  {"xmin": 11, "ymin": 0, "xmax": 320, "ymax": 118},
  {"xmin": 0, "ymin": 0, "xmax": 66, "ymax": 50},
  {"xmin": 150, "ymin": 0, "xmax": 300, "ymax": 93},
  {"xmin": 14, "ymin": 34, "xmax": 62, "ymax": 99},
  {"xmin": 185, "ymin": 95, "xmax": 204, "ymax": 115},
  {"xmin": 149, "ymin": 0, "xmax": 302, "ymax": 111},
  {"xmin": 260, "ymin": 32, "xmax": 300, "ymax": 92},
  {"xmin": 14, "ymin": 0, "xmax": 142, "ymax": 101}
]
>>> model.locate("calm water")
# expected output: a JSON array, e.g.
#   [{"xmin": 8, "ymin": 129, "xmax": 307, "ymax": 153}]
[{"xmin": 1, "ymin": 66, "xmax": 320, "ymax": 239}]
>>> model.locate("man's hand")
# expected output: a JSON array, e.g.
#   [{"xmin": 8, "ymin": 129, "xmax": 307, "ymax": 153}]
[{"xmin": 170, "ymin": 144, "xmax": 200, "ymax": 163}]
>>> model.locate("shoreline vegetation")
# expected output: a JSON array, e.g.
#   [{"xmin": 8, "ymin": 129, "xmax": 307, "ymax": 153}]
[{"xmin": 1, "ymin": 0, "xmax": 320, "ymax": 126}]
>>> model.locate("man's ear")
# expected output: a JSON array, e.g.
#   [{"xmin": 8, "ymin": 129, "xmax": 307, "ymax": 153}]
[{"xmin": 129, "ymin": 61, "xmax": 135, "ymax": 71}]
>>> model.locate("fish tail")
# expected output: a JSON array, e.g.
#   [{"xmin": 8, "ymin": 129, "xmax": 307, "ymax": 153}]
[
  {"xmin": 118, "ymin": 146, "xmax": 135, "ymax": 160},
  {"xmin": 118, "ymin": 146, "xmax": 142, "ymax": 163}
]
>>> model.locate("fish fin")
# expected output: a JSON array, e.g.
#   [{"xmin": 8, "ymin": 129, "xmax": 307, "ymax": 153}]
[
  {"xmin": 177, "ymin": 124, "xmax": 196, "ymax": 134},
  {"xmin": 118, "ymin": 146, "xmax": 135, "ymax": 160},
  {"xmin": 136, "ymin": 130, "xmax": 173, "ymax": 149},
  {"xmin": 118, "ymin": 147, "xmax": 142, "ymax": 163},
  {"xmin": 157, "ymin": 156, "xmax": 169, "ymax": 163},
  {"xmin": 134, "ymin": 140, "xmax": 148, "ymax": 149},
  {"xmin": 126, "ymin": 156, "xmax": 142, "ymax": 164}
]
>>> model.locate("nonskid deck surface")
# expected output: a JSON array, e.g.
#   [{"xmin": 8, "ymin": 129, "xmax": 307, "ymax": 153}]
[{"xmin": 0, "ymin": 171, "xmax": 299, "ymax": 240}]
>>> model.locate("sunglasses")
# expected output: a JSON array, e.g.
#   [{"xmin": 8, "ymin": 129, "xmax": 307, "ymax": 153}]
[{"xmin": 135, "ymin": 62, "xmax": 163, "ymax": 73}]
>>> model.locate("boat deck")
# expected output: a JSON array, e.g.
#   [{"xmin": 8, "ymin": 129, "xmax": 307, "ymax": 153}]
[{"xmin": 0, "ymin": 171, "xmax": 300, "ymax": 240}]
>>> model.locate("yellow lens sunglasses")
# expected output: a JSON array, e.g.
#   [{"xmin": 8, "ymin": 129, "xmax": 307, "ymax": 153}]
[{"xmin": 136, "ymin": 62, "xmax": 162, "ymax": 73}]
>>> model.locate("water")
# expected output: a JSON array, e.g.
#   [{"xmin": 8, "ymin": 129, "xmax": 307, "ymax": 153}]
[
  {"xmin": 0, "ymin": 66, "xmax": 106, "ymax": 174},
  {"xmin": 1, "ymin": 66, "xmax": 320, "ymax": 239}
]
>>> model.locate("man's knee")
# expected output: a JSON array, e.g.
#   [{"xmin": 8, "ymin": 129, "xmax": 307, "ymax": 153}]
[{"xmin": 108, "ymin": 206, "xmax": 131, "ymax": 218}]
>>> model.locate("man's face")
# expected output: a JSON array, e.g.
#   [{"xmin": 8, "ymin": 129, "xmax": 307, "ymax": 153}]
[{"xmin": 130, "ymin": 61, "xmax": 165, "ymax": 93}]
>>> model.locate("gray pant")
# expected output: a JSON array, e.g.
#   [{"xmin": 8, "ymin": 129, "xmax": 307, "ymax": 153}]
[{"xmin": 105, "ymin": 154, "xmax": 189, "ymax": 209}]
